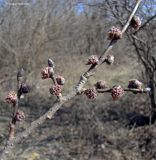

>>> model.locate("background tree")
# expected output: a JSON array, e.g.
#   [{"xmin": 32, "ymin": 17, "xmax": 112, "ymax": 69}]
[{"xmin": 0, "ymin": 0, "xmax": 156, "ymax": 160}]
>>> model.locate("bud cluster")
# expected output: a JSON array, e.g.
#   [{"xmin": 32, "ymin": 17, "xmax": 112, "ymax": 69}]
[
  {"xmin": 41, "ymin": 67, "xmax": 54, "ymax": 79},
  {"xmin": 41, "ymin": 59, "xmax": 65, "ymax": 98}
]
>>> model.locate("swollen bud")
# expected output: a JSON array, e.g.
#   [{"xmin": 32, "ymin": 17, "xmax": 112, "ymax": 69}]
[
  {"xmin": 48, "ymin": 58, "xmax": 55, "ymax": 68},
  {"xmin": 111, "ymin": 85, "xmax": 124, "ymax": 100},
  {"xmin": 86, "ymin": 55, "xmax": 99, "ymax": 65},
  {"xmin": 128, "ymin": 79, "xmax": 143, "ymax": 90},
  {"xmin": 19, "ymin": 83, "xmax": 31, "ymax": 94},
  {"xmin": 41, "ymin": 67, "xmax": 54, "ymax": 79},
  {"xmin": 5, "ymin": 91, "xmax": 17, "ymax": 105},
  {"xmin": 95, "ymin": 80, "xmax": 107, "ymax": 89},
  {"xmin": 105, "ymin": 55, "xmax": 114, "ymax": 65},
  {"xmin": 56, "ymin": 75, "xmax": 65, "ymax": 85},
  {"xmin": 84, "ymin": 87, "xmax": 97, "ymax": 99},
  {"xmin": 49, "ymin": 85, "xmax": 62, "ymax": 96},
  {"xmin": 15, "ymin": 110, "xmax": 25, "ymax": 121},
  {"xmin": 17, "ymin": 68, "xmax": 25, "ymax": 82},
  {"xmin": 130, "ymin": 16, "xmax": 141, "ymax": 30},
  {"xmin": 108, "ymin": 27, "xmax": 122, "ymax": 40}
]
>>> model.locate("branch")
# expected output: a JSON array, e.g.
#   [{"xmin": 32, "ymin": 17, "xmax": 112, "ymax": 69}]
[
  {"xmin": 0, "ymin": 92, "xmax": 76, "ymax": 160},
  {"xmin": 76, "ymin": 0, "xmax": 142, "ymax": 92},
  {"xmin": 8, "ymin": 69, "xmax": 25, "ymax": 141},
  {"xmin": 0, "ymin": 1, "xmax": 143, "ymax": 159},
  {"xmin": 97, "ymin": 88, "xmax": 151, "ymax": 93}
]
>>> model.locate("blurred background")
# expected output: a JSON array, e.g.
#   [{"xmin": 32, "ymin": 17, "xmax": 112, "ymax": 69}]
[{"xmin": 0, "ymin": 0, "xmax": 156, "ymax": 159}]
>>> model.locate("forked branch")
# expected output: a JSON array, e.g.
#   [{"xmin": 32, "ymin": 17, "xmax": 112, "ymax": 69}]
[{"xmin": 0, "ymin": 0, "xmax": 143, "ymax": 159}]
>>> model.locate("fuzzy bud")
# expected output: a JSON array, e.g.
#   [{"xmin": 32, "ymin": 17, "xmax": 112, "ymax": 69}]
[
  {"xmin": 108, "ymin": 27, "xmax": 122, "ymax": 40},
  {"xmin": 84, "ymin": 87, "xmax": 97, "ymax": 99},
  {"xmin": 130, "ymin": 16, "xmax": 141, "ymax": 30},
  {"xmin": 17, "ymin": 68, "xmax": 25, "ymax": 82},
  {"xmin": 86, "ymin": 55, "xmax": 99, "ymax": 65},
  {"xmin": 111, "ymin": 85, "xmax": 124, "ymax": 100},
  {"xmin": 5, "ymin": 91, "xmax": 17, "ymax": 105},
  {"xmin": 105, "ymin": 55, "xmax": 114, "ymax": 65},
  {"xmin": 48, "ymin": 58, "xmax": 55, "ymax": 68},
  {"xmin": 56, "ymin": 75, "xmax": 65, "ymax": 85},
  {"xmin": 128, "ymin": 79, "xmax": 143, "ymax": 90},
  {"xmin": 49, "ymin": 85, "xmax": 62, "ymax": 96},
  {"xmin": 95, "ymin": 80, "xmax": 107, "ymax": 89},
  {"xmin": 41, "ymin": 67, "xmax": 54, "ymax": 79},
  {"xmin": 19, "ymin": 83, "xmax": 31, "ymax": 94},
  {"xmin": 15, "ymin": 110, "xmax": 25, "ymax": 121}
]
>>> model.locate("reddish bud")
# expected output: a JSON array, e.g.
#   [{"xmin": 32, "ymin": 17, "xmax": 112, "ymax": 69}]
[
  {"xmin": 108, "ymin": 27, "xmax": 122, "ymax": 40},
  {"xmin": 5, "ymin": 91, "xmax": 17, "ymax": 105},
  {"xmin": 49, "ymin": 85, "xmax": 62, "ymax": 96},
  {"xmin": 41, "ymin": 67, "xmax": 54, "ymax": 79},
  {"xmin": 15, "ymin": 110, "xmax": 25, "ymax": 121},
  {"xmin": 84, "ymin": 87, "xmax": 97, "ymax": 99},
  {"xmin": 86, "ymin": 55, "xmax": 99, "ymax": 65},
  {"xmin": 56, "ymin": 75, "xmax": 65, "ymax": 85},
  {"xmin": 111, "ymin": 85, "xmax": 124, "ymax": 100}
]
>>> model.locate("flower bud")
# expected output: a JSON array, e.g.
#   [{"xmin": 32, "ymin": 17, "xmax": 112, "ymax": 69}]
[
  {"xmin": 105, "ymin": 55, "xmax": 114, "ymax": 65},
  {"xmin": 56, "ymin": 75, "xmax": 65, "ymax": 85},
  {"xmin": 130, "ymin": 16, "xmax": 141, "ymax": 30},
  {"xmin": 108, "ymin": 27, "xmax": 122, "ymax": 40},
  {"xmin": 15, "ymin": 110, "xmax": 25, "ymax": 121},
  {"xmin": 128, "ymin": 79, "xmax": 143, "ymax": 90},
  {"xmin": 5, "ymin": 91, "xmax": 17, "ymax": 105},
  {"xmin": 17, "ymin": 68, "xmax": 25, "ymax": 82},
  {"xmin": 86, "ymin": 55, "xmax": 99, "ymax": 65},
  {"xmin": 48, "ymin": 58, "xmax": 55, "ymax": 68},
  {"xmin": 19, "ymin": 83, "xmax": 31, "ymax": 94},
  {"xmin": 49, "ymin": 85, "xmax": 62, "ymax": 96},
  {"xmin": 84, "ymin": 87, "xmax": 97, "ymax": 99},
  {"xmin": 95, "ymin": 80, "xmax": 107, "ymax": 89},
  {"xmin": 41, "ymin": 67, "xmax": 54, "ymax": 79},
  {"xmin": 111, "ymin": 85, "xmax": 124, "ymax": 100}
]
